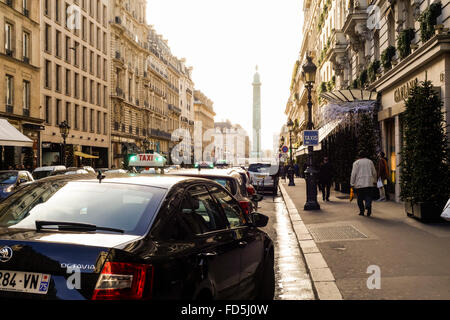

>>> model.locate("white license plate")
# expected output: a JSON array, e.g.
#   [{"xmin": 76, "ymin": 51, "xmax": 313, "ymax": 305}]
[{"xmin": 0, "ymin": 270, "xmax": 51, "ymax": 294}]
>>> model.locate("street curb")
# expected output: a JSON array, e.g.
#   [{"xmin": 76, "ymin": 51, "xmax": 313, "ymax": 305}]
[{"xmin": 279, "ymin": 183, "xmax": 343, "ymax": 300}]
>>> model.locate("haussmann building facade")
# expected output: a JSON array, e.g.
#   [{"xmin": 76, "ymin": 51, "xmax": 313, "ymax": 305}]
[{"xmin": 287, "ymin": 0, "xmax": 449, "ymax": 202}]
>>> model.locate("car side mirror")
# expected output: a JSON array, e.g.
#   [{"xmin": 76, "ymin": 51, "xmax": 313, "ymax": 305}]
[
  {"xmin": 252, "ymin": 194, "xmax": 264, "ymax": 202},
  {"xmin": 249, "ymin": 212, "xmax": 269, "ymax": 228}
]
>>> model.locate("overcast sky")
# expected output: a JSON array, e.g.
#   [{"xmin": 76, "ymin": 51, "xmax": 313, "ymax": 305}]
[{"xmin": 146, "ymin": 0, "xmax": 303, "ymax": 151}]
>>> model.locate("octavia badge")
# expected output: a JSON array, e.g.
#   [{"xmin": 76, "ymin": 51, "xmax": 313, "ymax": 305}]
[{"xmin": 0, "ymin": 246, "xmax": 13, "ymax": 262}]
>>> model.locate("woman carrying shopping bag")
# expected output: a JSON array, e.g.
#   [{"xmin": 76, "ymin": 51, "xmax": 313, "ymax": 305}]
[{"xmin": 376, "ymin": 151, "xmax": 389, "ymax": 201}]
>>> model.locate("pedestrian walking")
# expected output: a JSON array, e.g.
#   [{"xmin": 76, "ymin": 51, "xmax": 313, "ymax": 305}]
[
  {"xmin": 280, "ymin": 163, "xmax": 286, "ymax": 181},
  {"xmin": 376, "ymin": 151, "xmax": 389, "ymax": 201},
  {"xmin": 294, "ymin": 162, "xmax": 300, "ymax": 178},
  {"xmin": 350, "ymin": 151, "xmax": 377, "ymax": 217},
  {"xmin": 318, "ymin": 156, "xmax": 333, "ymax": 202}
]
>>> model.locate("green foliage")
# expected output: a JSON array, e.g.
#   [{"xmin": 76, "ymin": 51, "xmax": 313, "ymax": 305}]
[
  {"xmin": 419, "ymin": 2, "xmax": 442, "ymax": 43},
  {"xmin": 368, "ymin": 60, "xmax": 381, "ymax": 82},
  {"xmin": 397, "ymin": 28, "xmax": 416, "ymax": 59},
  {"xmin": 359, "ymin": 69, "xmax": 368, "ymax": 88},
  {"xmin": 319, "ymin": 81, "xmax": 328, "ymax": 93},
  {"xmin": 381, "ymin": 46, "xmax": 396, "ymax": 70},
  {"xmin": 356, "ymin": 112, "xmax": 378, "ymax": 163},
  {"xmin": 400, "ymin": 80, "xmax": 450, "ymax": 205}
]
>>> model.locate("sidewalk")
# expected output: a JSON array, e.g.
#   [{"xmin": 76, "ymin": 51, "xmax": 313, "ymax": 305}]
[{"xmin": 279, "ymin": 178, "xmax": 450, "ymax": 300}]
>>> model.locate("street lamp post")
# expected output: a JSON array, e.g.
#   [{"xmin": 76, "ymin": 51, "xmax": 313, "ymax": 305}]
[
  {"xmin": 302, "ymin": 56, "xmax": 320, "ymax": 211},
  {"xmin": 59, "ymin": 120, "xmax": 70, "ymax": 167},
  {"xmin": 286, "ymin": 119, "xmax": 295, "ymax": 186}
]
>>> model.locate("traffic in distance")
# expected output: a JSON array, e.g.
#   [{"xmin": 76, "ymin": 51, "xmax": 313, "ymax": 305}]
[{"xmin": 0, "ymin": 156, "xmax": 279, "ymax": 300}]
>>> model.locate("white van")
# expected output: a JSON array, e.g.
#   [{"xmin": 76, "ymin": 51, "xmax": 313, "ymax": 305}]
[{"xmin": 32, "ymin": 165, "xmax": 67, "ymax": 180}]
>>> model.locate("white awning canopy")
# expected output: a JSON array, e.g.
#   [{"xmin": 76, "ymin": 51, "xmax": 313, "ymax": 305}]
[
  {"xmin": 0, "ymin": 119, "xmax": 33, "ymax": 147},
  {"xmin": 320, "ymin": 89, "xmax": 377, "ymax": 104}
]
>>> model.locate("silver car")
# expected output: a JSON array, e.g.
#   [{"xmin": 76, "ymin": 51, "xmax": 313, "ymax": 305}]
[{"xmin": 248, "ymin": 163, "xmax": 279, "ymax": 195}]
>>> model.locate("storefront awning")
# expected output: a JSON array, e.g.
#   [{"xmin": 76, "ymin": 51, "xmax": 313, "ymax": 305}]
[
  {"xmin": 320, "ymin": 89, "xmax": 378, "ymax": 104},
  {"xmin": 0, "ymin": 119, "xmax": 33, "ymax": 147},
  {"xmin": 74, "ymin": 151, "xmax": 99, "ymax": 159},
  {"xmin": 295, "ymin": 119, "xmax": 343, "ymax": 156}
]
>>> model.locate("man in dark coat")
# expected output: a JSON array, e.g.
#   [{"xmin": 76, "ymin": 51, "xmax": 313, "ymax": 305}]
[{"xmin": 318, "ymin": 157, "xmax": 333, "ymax": 202}]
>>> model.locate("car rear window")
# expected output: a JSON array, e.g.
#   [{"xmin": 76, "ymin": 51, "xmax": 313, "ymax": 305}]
[
  {"xmin": 0, "ymin": 181, "xmax": 166, "ymax": 235},
  {"xmin": 0, "ymin": 172, "xmax": 17, "ymax": 185},
  {"xmin": 248, "ymin": 164, "xmax": 271, "ymax": 172},
  {"xmin": 32, "ymin": 171, "xmax": 52, "ymax": 180},
  {"xmin": 212, "ymin": 178, "xmax": 236, "ymax": 195}
]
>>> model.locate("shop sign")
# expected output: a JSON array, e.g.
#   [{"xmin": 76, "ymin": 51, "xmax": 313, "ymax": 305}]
[{"xmin": 394, "ymin": 78, "xmax": 418, "ymax": 103}]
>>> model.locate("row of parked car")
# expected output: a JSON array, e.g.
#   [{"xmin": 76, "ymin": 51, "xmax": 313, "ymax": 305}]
[{"xmin": 0, "ymin": 162, "xmax": 278, "ymax": 300}]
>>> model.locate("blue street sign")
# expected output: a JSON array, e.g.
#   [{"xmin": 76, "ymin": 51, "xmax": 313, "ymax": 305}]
[
  {"xmin": 282, "ymin": 146, "xmax": 289, "ymax": 153},
  {"xmin": 303, "ymin": 130, "xmax": 319, "ymax": 146}
]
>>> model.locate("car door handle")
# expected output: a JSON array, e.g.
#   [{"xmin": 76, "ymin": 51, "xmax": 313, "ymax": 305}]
[
  {"xmin": 198, "ymin": 252, "xmax": 218, "ymax": 257},
  {"xmin": 238, "ymin": 241, "xmax": 248, "ymax": 248}
]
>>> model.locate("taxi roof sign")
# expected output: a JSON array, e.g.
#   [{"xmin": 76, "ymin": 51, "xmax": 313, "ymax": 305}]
[{"xmin": 129, "ymin": 153, "xmax": 166, "ymax": 168}]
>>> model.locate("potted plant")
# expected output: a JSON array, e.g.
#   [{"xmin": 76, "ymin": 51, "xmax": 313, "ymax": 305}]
[
  {"xmin": 419, "ymin": 2, "xmax": 442, "ymax": 43},
  {"xmin": 397, "ymin": 28, "xmax": 416, "ymax": 59},
  {"xmin": 381, "ymin": 46, "xmax": 396, "ymax": 70},
  {"xmin": 400, "ymin": 80, "xmax": 450, "ymax": 222}
]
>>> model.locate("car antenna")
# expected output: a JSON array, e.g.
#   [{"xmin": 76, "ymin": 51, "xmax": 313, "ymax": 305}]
[{"xmin": 97, "ymin": 170, "xmax": 105, "ymax": 183}]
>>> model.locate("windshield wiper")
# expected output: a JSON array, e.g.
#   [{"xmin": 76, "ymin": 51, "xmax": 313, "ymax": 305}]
[{"xmin": 35, "ymin": 221, "xmax": 124, "ymax": 233}]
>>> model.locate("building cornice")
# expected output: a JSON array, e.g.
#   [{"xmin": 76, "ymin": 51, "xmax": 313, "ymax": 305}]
[{"xmin": 370, "ymin": 34, "xmax": 450, "ymax": 92}]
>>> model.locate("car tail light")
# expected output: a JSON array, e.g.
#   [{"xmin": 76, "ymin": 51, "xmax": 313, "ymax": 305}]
[
  {"xmin": 247, "ymin": 185, "xmax": 255, "ymax": 195},
  {"xmin": 92, "ymin": 262, "xmax": 154, "ymax": 300},
  {"xmin": 239, "ymin": 201, "xmax": 251, "ymax": 215}
]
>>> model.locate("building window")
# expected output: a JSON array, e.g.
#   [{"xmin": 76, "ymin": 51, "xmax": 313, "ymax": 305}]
[
  {"xmin": 55, "ymin": 0, "xmax": 60, "ymax": 23},
  {"xmin": 65, "ymin": 36, "xmax": 71, "ymax": 62},
  {"xmin": 82, "ymin": 16, "xmax": 87, "ymax": 40},
  {"xmin": 56, "ymin": 99, "xmax": 61, "ymax": 125},
  {"xmin": 103, "ymin": 113, "xmax": 107, "ymax": 135},
  {"xmin": 55, "ymin": 64, "xmax": 61, "ymax": 91},
  {"xmin": 82, "ymin": 106, "xmax": 87, "ymax": 131},
  {"xmin": 82, "ymin": 45, "xmax": 87, "ymax": 70},
  {"xmin": 90, "ymin": 108, "xmax": 94, "ymax": 132},
  {"xmin": 74, "ymin": 72, "xmax": 79, "ymax": 98},
  {"xmin": 97, "ymin": 110, "xmax": 101, "ymax": 133},
  {"xmin": 97, "ymin": 54, "xmax": 101, "ymax": 78},
  {"xmin": 22, "ymin": 80, "xmax": 30, "ymax": 115},
  {"xmin": 65, "ymin": 69, "xmax": 71, "ymax": 95},
  {"xmin": 73, "ymin": 41, "xmax": 79, "ymax": 66},
  {"xmin": 90, "ymin": 80, "xmax": 94, "ymax": 104},
  {"xmin": 44, "ymin": 0, "xmax": 50, "ymax": 17},
  {"xmin": 55, "ymin": 30, "xmax": 61, "ymax": 57},
  {"xmin": 44, "ymin": 24, "xmax": 51, "ymax": 52},
  {"xmin": 97, "ymin": 83, "xmax": 101, "ymax": 106},
  {"xmin": 45, "ymin": 96, "xmax": 51, "ymax": 124},
  {"xmin": 6, "ymin": 75, "xmax": 14, "ymax": 109},
  {"xmin": 103, "ymin": 58, "xmax": 107, "ymax": 81},
  {"xmin": 22, "ymin": 31, "xmax": 30, "ymax": 62},
  {"xmin": 65, "ymin": 102, "xmax": 70, "ymax": 125},
  {"xmin": 89, "ymin": 50, "xmax": 94, "ymax": 73},
  {"xmin": 103, "ymin": 85, "xmax": 107, "ymax": 107},
  {"xmin": 45, "ymin": 60, "xmax": 51, "ymax": 88},
  {"xmin": 5, "ymin": 22, "xmax": 14, "ymax": 56},
  {"xmin": 82, "ymin": 76, "xmax": 87, "ymax": 101},
  {"xmin": 74, "ymin": 104, "xmax": 79, "ymax": 129}
]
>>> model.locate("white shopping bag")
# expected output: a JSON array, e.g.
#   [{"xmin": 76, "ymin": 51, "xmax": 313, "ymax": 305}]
[
  {"xmin": 441, "ymin": 198, "xmax": 450, "ymax": 221},
  {"xmin": 377, "ymin": 178, "xmax": 384, "ymax": 188}
]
